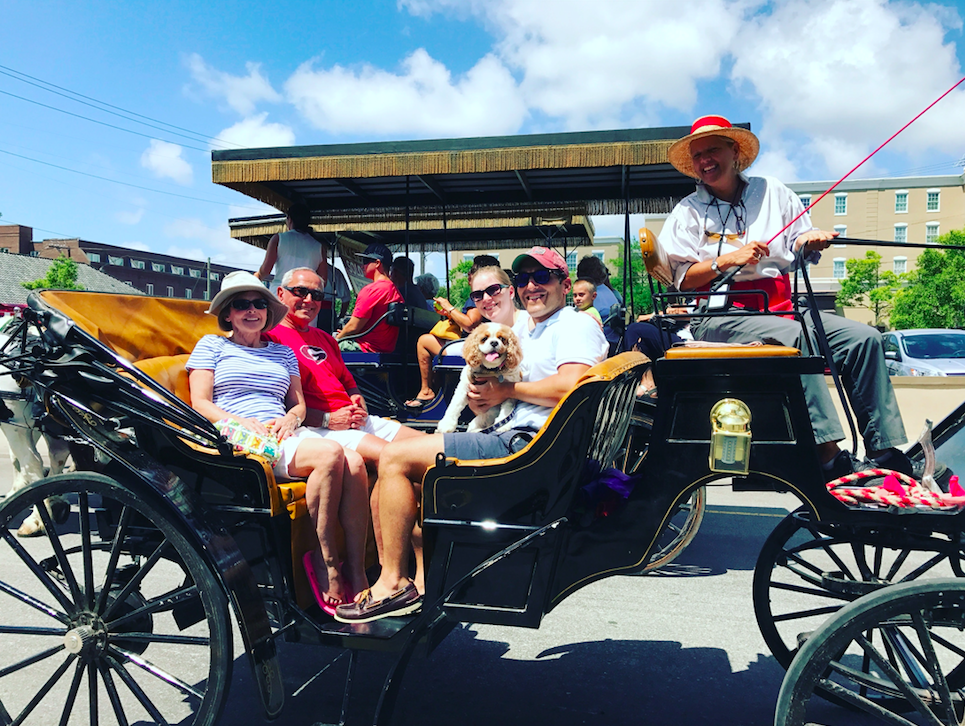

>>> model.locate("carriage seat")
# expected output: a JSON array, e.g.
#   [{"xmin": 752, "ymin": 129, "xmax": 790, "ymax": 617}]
[
  {"xmin": 341, "ymin": 303, "xmax": 438, "ymax": 368},
  {"xmin": 664, "ymin": 343, "xmax": 800, "ymax": 359}
]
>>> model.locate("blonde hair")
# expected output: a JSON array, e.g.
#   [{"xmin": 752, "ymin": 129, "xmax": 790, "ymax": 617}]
[{"xmin": 471, "ymin": 266, "xmax": 511, "ymax": 289}]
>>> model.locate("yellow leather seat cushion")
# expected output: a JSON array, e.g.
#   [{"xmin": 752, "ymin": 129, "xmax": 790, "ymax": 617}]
[{"xmin": 664, "ymin": 344, "xmax": 800, "ymax": 359}]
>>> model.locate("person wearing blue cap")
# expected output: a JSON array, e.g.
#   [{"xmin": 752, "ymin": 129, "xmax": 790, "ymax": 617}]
[{"xmin": 336, "ymin": 243, "xmax": 404, "ymax": 353}]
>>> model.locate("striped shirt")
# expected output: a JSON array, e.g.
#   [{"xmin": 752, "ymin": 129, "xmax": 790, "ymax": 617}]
[{"xmin": 186, "ymin": 335, "xmax": 299, "ymax": 422}]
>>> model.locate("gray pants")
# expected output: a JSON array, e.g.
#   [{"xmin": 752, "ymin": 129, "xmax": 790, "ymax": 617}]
[{"xmin": 691, "ymin": 309, "xmax": 906, "ymax": 450}]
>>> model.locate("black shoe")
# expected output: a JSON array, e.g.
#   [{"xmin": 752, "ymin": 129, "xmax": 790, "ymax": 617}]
[
  {"xmin": 910, "ymin": 459, "xmax": 951, "ymax": 489},
  {"xmin": 870, "ymin": 448, "xmax": 915, "ymax": 478},
  {"xmin": 824, "ymin": 450, "xmax": 863, "ymax": 482}
]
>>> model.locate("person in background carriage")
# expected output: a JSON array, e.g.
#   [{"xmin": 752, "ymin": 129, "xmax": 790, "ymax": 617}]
[
  {"xmin": 335, "ymin": 246, "xmax": 607, "ymax": 623},
  {"xmin": 576, "ymin": 254, "xmax": 623, "ymax": 345},
  {"xmin": 415, "ymin": 272, "xmax": 439, "ymax": 309},
  {"xmin": 187, "ymin": 271, "xmax": 370, "ymax": 616},
  {"xmin": 336, "ymin": 243, "xmax": 404, "ymax": 353},
  {"xmin": 388, "ymin": 255, "xmax": 429, "ymax": 310},
  {"xmin": 255, "ymin": 202, "xmax": 328, "ymax": 288},
  {"xmin": 660, "ymin": 114, "xmax": 913, "ymax": 481}
]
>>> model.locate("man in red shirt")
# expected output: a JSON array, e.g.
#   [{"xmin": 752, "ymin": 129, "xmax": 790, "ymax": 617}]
[
  {"xmin": 266, "ymin": 267, "xmax": 424, "ymax": 464},
  {"xmin": 336, "ymin": 243, "xmax": 404, "ymax": 353}
]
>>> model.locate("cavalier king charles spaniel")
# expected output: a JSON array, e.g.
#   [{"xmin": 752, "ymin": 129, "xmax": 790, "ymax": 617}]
[{"xmin": 436, "ymin": 322, "xmax": 523, "ymax": 434}]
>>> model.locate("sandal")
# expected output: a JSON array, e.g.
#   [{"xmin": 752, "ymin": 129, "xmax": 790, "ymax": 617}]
[
  {"xmin": 334, "ymin": 582, "xmax": 423, "ymax": 624},
  {"xmin": 403, "ymin": 398, "xmax": 431, "ymax": 411},
  {"xmin": 303, "ymin": 552, "xmax": 342, "ymax": 617}
]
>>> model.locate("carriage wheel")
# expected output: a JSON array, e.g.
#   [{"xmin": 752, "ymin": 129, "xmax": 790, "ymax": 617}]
[
  {"xmin": 754, "ymin": 507, "xmax": 965, "ymax": 681},
  {"xmin": 0, "ymin": 472, "xmax": 232, "ymax": 726},
  {"xmin": 640, "ymin": 486, "xmax": 706, "ymax": 573},
  {"xmin": 775, "ymin": 578, "xmax": 965, "ymax": 726}
]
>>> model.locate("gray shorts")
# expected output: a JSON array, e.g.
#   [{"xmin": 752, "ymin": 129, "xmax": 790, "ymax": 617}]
[{"xmin": 443, "ymin": 428, "xmax": 534, "ymax": 461}]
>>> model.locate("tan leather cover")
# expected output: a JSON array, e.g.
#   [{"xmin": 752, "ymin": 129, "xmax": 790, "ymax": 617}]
[
  {"xmin": 665, "ymin": 344, "xmax": 800, "ymax": 359},
  {"xmin": 134, "ymin": 354, "xmax": 192, "ymax": 404}
]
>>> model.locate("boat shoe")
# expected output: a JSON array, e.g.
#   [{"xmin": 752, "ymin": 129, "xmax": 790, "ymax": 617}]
[{"xmin": 334, "ymin": 582, "xmax": 423, "ymax": 624}]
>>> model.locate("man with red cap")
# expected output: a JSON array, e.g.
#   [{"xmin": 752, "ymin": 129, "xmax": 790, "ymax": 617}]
[
  {"xmin": 336, "ymin": 242, "xmax": 404, "ymax": 353},
  {"xmin": 335, "ymin": 245, "xmax": 608, "ymax": 623}
]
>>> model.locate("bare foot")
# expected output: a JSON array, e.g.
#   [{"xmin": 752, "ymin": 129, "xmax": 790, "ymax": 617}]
[{"xmin": 311, "ymin": 551, "xmax": 346, "ymax": 604}]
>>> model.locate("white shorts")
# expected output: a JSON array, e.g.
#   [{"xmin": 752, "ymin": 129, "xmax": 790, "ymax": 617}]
[
  {"xmin": 273, "ymin": 427, "xmax": 326, "ymax": 482},
  {"xmin": 310, "ymin": 415, "xmax": 403, "ymax": 450}
]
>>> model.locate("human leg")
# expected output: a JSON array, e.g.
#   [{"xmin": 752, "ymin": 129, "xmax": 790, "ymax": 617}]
[
  {"xmin": 407, "ymin": 334, "xmax": 443, "ymax": 405},
  {"xmin": 289, "ymin": 438, "xmax": 348, "ymax": 603},
  {"xmin": 624, "ymin": 321, "xmax": 681, "ymax": 361},
  {"xmin": 339, "ymin": 448, "xmax": 370, "ymax": 597}
]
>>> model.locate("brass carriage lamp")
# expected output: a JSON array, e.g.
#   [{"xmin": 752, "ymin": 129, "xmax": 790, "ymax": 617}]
[{"xmin": 709, "ymin": 398, "xmax": 752, "ymax": 475}]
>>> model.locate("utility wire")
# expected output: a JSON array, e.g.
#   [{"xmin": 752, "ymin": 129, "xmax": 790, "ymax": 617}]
[{"xmin": 0, "ymin": 64, "xmax": 242, "ymax": 150}]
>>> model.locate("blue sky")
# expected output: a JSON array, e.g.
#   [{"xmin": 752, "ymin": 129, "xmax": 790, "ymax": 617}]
[{"xmin": 2, "ymin": 0, "xmax": 964, "ymax": 277}]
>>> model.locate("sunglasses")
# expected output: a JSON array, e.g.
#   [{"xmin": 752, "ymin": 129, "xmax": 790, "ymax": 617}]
[
  {"xmin": 284, "ymin": 285, "xmax": 325, "ymax": 301},
  {"xmin": 229, "ymin": 298, "xmax": 270, "ymax": 311},
  {"xmin": 514, "ymin": 269, "xmax": 560, "ymax": 288},
  {"xmin": 704, "ymin": 230, "xmax": 746, "ymax": 243},
  {"xmin": 469, "ymin": 283, "xmax": 508, "ymax": 302}
]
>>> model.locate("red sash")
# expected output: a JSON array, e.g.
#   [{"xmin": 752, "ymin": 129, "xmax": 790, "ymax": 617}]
[{"xmin": 698, "ymin": 273, "xmax": 792, "ymax": 312}]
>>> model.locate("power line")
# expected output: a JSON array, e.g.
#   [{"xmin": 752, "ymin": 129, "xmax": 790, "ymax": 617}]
[
  {"xmin": 0, "ymin": 88, "xmax": 211, "ymax": 153},
  {"xmin": 0, "ymin": 64, "xmax": 243, "ymax": 150}
]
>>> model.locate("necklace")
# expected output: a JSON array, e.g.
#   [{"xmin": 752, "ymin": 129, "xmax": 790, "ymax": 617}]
[{"xmin": 703, "ymin": 180, "xmax": 747, "ymax": 258}]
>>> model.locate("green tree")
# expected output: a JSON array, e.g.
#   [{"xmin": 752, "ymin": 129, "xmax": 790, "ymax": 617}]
[
  {"xmin": 607, "ymin": 241, "xmax": 654, "ymax": 317},
  {"xmin": 444, "ymin": 259, "xmax": 473, "ymax": 310},
  {"xmin": 22, "ymin": 254, "xmax": 84, "ymax": 291},
  {"xmin": 835, "ymin": 250, "xmax": 903, "ymax": 329},
  {"xmin": 890, "ymin": 229, "xmax": 965, "ymax": 330}
]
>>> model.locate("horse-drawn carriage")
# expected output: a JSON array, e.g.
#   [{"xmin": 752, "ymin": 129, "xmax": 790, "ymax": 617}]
[{"xmin": 3, "ymin": 125, "xmax": 965, "ymax": 725}]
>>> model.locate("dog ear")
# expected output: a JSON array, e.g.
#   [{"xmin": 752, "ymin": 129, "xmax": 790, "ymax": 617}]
[
  {"xmin": 504, "ymin": 329, "xmax": 523, "ymax": 370},
  {"xmin": 463, "ymin": 325, "xmax": 485, "ymax": 368}
]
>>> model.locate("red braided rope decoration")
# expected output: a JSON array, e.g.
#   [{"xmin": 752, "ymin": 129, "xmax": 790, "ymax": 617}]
[{"xmin": 827, "ymin": 469, "xmax": 965, "ymax": 510}]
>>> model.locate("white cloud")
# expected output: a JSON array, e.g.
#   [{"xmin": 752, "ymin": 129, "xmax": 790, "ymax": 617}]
[
  {"xmin": 140, "ymin": 140, "xmax": 193, "ymax": 185},
  {"xmin": 731, "ymin": 0, "xmax": 965, "ymax": 176},
  {"xmin": 185, "ymin": 53, "xmax": 282, "ymax": 116},
  {"xmin": 285, "ymin": 48, "xmax": 526, "ymax": 136},
  {"xmin": 115, "ymin": 208, "xmax": 144, "ymax": 225},
  {"xmin": 214, "ymin": 113, "xmax": 295, "ymax": 150},
  {"xmin": 164, "ymin": 218, "xmax": 264, "ymax": 268}
]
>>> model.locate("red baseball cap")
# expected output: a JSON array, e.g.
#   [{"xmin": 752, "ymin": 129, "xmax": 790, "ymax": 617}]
[{"xmin": 512, "ymin": 246, "xmax": 569, "ymax": 275}]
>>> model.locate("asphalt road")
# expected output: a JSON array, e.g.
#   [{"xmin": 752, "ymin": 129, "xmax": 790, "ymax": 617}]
[{"xmin": 0, "ymin": 444, "xmax": 867, "ymax": 726}]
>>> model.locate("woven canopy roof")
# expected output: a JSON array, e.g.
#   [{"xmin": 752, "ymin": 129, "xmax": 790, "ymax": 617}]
[{"xmin": 211, "ymin": 124, "xmax": 739, "ymax": 222}]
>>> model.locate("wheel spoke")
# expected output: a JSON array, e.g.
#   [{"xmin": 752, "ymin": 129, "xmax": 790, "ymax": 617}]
[
  {"xmin": 88, "ymin": 660, "xmax": 98, "ymax": 726},
  {"xmin": 927, "ymin": 631, "xmax": 965, "ymax": 660},
  {"xmin": 770, "ymin": 580, "xmax": 851, "ymax": 601},
  {"xmin": 79, "ymin": 492, "xmax": 94, "ymax": 611},
  {"xmin": 773, "ymin": 604, "xmax": 842, "ymax": 623},
  {"xmin": 0, "ymin": 578, "xmax": 70, "ymax": 625},
  {"xmin": 851, "ymin": 541, "xmax": 875, "ymax": 581},
  {"xmin": 0, "ymin": 644, "xmax": 66, "ymax": 678},
  {"xmin": 58, "ymin": 660, "xmax": 85, "ymax": 726},
  {"xmin": 97, "ymin": 660, "xmax": 129, "ymax": 726},
  {"xmin": 901, "ymin": 552, "xmax": 952, "ymax": 582},
  {"xmin": 1, "ymin": 530, "xmax": 75, "ymax": 615},
  {"xmin": 106, "ymin": 583, "xmax": 199, "ymax": 630},
  {"xmin": 9, "ymin": 653, "xmax": 74, "ymax": 726},
  {"xmin": 110, "ymin": 647, "xmax": 205, "ymax": 700},
  {"xmin": 817, "ymin": 678, "xmax": 919, "ymax": 726},
  {"xmin": 0, "ymin": 625, "xmax": 67, "ymax": 637},
  {"xmin": 911, "ymin": 608, "xmax": 959, "ymax": 724},
  {"xmin": 36, "ymin": 502, "xmax": 83, "ymax": 607},
  {"xmin": 873, "ymin": 544, "xmax": 884, "ymax": 578},
  {"xmin": 94, "ymin": 506, "xmax": 132, "ymax": 615},
  {"xmin": 885, "ymin": 548, "xmax": 912, "ymax": 581},
  {"xmin": 105, "ymin": 653, "xmax": 170, "ymax": 726},
  {"xmin": 110, "ymin": 632, "xmax": 210, "ymax": 646},
  {"xmin": 101, "ymin": 540, "xmax": 170, "ymax": 621}
]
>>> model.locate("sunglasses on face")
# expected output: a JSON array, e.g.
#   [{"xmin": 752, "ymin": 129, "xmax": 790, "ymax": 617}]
[
  {"xmin": 229, "ymin": 298, "xmax": 270, "ymax": 311},
  {"xmin": 284, "ymin": 285, "xmax": 324, "ymax": 301},
  {"xmin": 469, "ymin": 283, "xmax": 508, "ymax": 302},
  {"xmin": 514, "ymin": 269, "xmax": 559, "ymax": 288}
]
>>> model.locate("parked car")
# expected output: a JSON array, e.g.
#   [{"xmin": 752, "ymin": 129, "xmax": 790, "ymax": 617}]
[{"xmin": 882, "ymin": 328, "xmax": 965, "ymax": 376}]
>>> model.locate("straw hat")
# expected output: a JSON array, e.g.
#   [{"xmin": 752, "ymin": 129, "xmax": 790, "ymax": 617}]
[
  {"xmin": 667, "ymin": 115, "xmax": 760, "ymax": 179},
  {"xmin": 206, "ymin": 270, "xmax": 289, "ymax": 331}
]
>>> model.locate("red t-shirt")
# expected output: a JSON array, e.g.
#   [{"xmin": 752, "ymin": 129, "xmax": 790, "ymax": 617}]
[
  {"xmin": 264, "ymin": 325, "xmax": 355, "ymax": 412},
  {"xmin": 350, "ymin": 279, "xmax": 404, "ymax": 353}
]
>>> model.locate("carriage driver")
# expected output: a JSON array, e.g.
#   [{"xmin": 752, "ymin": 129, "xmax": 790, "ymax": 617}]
[
  {"xmin": 335, "ymin": 246, "xmax": 608, "ymax": 623},
  {"xmin": 659, "ymin": 114, "xmax": 914, "ymax": 482}
]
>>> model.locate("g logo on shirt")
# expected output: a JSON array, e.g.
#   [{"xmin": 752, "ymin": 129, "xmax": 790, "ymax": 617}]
[{"xmin": 302, "ymin": 345, "xmax": 328, "ymax": 364}]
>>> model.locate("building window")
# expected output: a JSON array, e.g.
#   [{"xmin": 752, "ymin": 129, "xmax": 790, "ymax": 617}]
[
  {"xmin": 799, "ymin": 194, "xmax": 811, "ymax": 209},
  {"xmin": 894, "ymin": 191, "xmax": 908, "ymax": 213},
  {"xmin": 209, "ymin": 272, "xmax": 220, "ymax": 281},
  {"xmin": 833, "ymin": 224, "xmax": 847, "ymax": 237},
  {"xmin": 146, "ymin": 283, "xmax": 154, "ymax": 295},
  {"xmin": 88, "ymin": 253, "xmax": 101, "ymax": 263},
  {"xmin": 894, "ymin": 224, "xmax": 907, "ymax": 243},
  {"xmin": 834, "ymin": 193, "xmax": 847, "ymax": 215},
  {"xmin": 566, "ymin": 250, "xmax": 577, "ymax": 269},
  {"xmin": 927, "ymin": 189, "xmax": 940, "ymax": 212},
  {"xmin": 152, "ymin": 262, "xmax": 165, "ymax": 273},
  {"xmin": 171, "ymin": 265, "xmax": 184, "ymax": 276},
  {"xmin": 833, "ymin": 258, "xmax": 846, "ymax": 280},
  {"xmin": 29, "ymin": 251, "xmax": 38, "ymax": 257},
  {"xmin": 184, "ymin": 289, "xmax": 192, "ymax": 299},
  {"xmin": 108, "ymin": 256, "xmax": 124, "ymax": 266},
  {"xmin": 131, "ymin": 259, "xmax": 145, "ymax": 270},
  {"xmin": 203, "ymin": 290, "xmax": 210, "ymax": 301},
  {"xmin": 592, "ymin": 250, "xmax": 605, "ymax": 261},
  {"xmin": 893, "ymin": 256, "xmax": 907, "ymax": 275},
  {"xmin": 462, "ymin": 254, "xmax": 473, "ymax": 262},
  {"xmin": 926, "ymin": 222, "xmax": 940, "ymax": 244},
  {"xmin": 189, "ymin": 269, "xmax": 201, "ymax": 278},
  {"xmin": 166, "ymin": 286, "xmax": 174, "ymax": 297}
]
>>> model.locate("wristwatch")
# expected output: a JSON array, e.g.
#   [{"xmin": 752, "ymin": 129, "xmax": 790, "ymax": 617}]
[
  {"xmin": 321, "ymin": 412, "xmax": 331, "ymax": 428},
  {"xmin": 711, "ymin": 257, "xmax": 721, "ymax": 274}
]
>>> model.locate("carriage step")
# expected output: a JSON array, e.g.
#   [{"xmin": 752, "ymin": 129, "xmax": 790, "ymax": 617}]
[{"xmin": 820, "ymin": 571, "xmax": 888, "ymax": 597}]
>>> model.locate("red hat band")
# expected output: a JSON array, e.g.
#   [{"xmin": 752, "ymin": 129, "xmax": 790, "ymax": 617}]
[{"xmin": 691, "ymin": 115, "xmax": 733, "ymax": 134}]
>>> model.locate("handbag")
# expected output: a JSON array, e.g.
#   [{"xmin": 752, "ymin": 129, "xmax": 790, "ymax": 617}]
[
  {"xmin": 430, "ymin": 317, "xmax": 462, "ymax": 341},
  {"xmin": 215, "ymin": 418, "xmax": 283, "ymax": 465}
]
